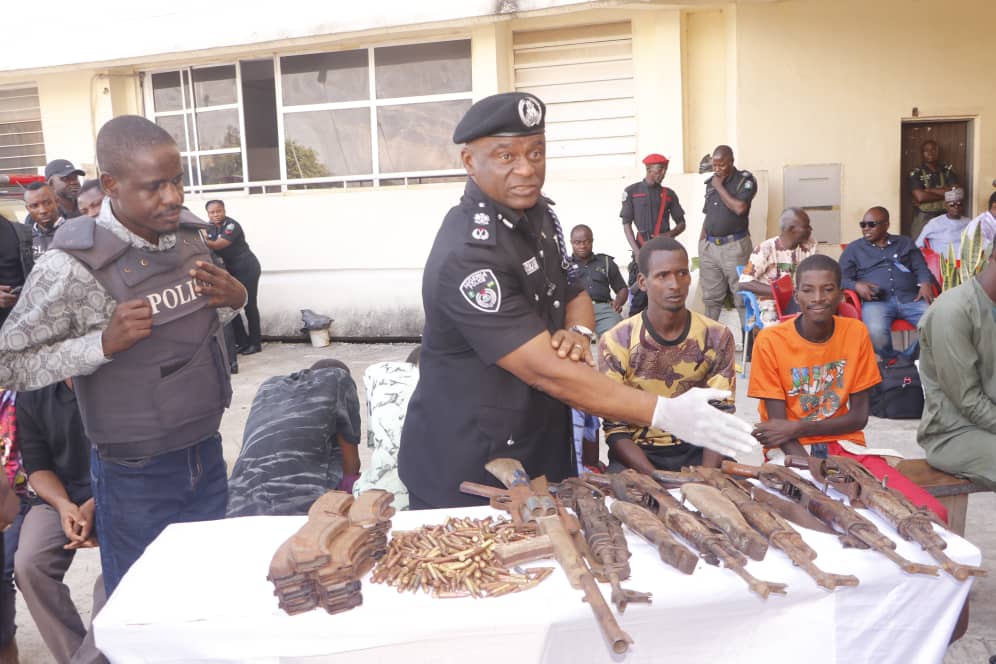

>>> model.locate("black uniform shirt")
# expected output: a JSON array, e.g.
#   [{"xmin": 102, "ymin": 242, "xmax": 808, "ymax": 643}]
[
  {"xmin": 399, "ymin": 178, "xmax": 582, "ymax": 508},
  {"xmin": 16, "ymin": 382, "xmax": 91, "ymax": 506},
  {"xmin": 571, "ymin": 253, "xmax": 625, "ymax": 303},
  {"xmin": 702, "ymin": 169, "xmax": 757, "ymax": 237},
  {"xmin": 206, "ymin": 217, "xmax": 254, "ymax": 266},
  {"xmin": 620, "ymin": 180, "xmax": 684, "ymax": 245}
]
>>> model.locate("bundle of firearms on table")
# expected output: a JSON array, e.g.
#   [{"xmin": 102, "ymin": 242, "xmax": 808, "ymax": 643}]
[
  {"xmin": 783, "ymin": 455, "xmax": 986, "ymax": 581},
  {"xmin": 652, "ymin": 466, "xmax": 859, "ymax": 591},
  {"xmin": 460, "ymin": 458, "xmax": 634, "ymax": 654},
  {"xmin": 585, "ymin": 469, "xmax": 788, "ymax": 599},
  {"xmin": 552, "ymin": 477, "xmax": 652, "ymax": 612},
  {"xmin": 721, "ymin": 460, "xmax": 941, "ymax": 576}
]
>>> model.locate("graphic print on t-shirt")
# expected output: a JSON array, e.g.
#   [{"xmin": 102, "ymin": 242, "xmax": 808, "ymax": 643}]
[{"xmin": 787, "ymin": 360, "xmax": 847, "ymax": 421}]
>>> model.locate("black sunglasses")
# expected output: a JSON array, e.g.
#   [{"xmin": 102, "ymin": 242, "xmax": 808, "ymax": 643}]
[{"xmin": 859, "ymin": 221, "xmax": 881, "ymax": 229}]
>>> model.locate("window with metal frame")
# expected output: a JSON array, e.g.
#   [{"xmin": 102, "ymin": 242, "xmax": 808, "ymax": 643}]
[
  {"xmin": 0, "ymin": 85, "xmax": 47, "ymax": 176},
  {"xmin": 144, "ymin": 39, "xmax": 472, "ymax": 194}
]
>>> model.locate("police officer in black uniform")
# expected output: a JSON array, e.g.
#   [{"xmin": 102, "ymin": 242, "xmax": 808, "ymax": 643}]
[
  {"xmin": 398, "ymin": 93, "xmax": 756, "ymax": 509},
  {"xmin": 699, "ymin": 144, "xmax": 757, "ymax": 324},
  {"xmin": 204, "ymin": 200, "xmax": 263, "ymax": 355},
  {"xmin": 620, "ymin": 153, "xmax": 685, "ymax": 315},
  {"xmin": 569, "ymin": 224, "xmax": 627, "ymax": 337}
]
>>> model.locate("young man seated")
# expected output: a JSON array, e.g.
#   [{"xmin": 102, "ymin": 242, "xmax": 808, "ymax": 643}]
[
  {"xmin": 599, "ymin": 235, "xmax": 736, "ymax": 474},
  {"xmin": 748, "ymin": 255, "xmax": 947, "ymax": 521}
]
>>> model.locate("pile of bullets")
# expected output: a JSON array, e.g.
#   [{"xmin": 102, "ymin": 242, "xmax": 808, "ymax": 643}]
[
  {"xmin": 371, "ymin": 516, "xmax": 554, "ymax": 598},
  {"xmin": 268, "ymin": 489, "xmax": 395, "ymax": 615}
]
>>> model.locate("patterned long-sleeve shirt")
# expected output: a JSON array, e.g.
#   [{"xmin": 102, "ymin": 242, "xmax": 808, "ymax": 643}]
[{"xmin": 0, "ymin": 199, "xmax": 236, "ymax": 391}]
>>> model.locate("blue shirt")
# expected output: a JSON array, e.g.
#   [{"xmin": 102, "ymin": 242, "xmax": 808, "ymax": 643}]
[{"xmin": 840, "ymin": 234, "xmax": 932, "ymax": 304}]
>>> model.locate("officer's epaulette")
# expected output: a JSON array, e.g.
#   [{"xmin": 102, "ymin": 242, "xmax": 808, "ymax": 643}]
[{"xmin": 465, "ymin": 205, "xmax": 497, "ymax": 246}]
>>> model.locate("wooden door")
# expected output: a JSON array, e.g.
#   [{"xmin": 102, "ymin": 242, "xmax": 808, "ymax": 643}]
[{"xmin": 900, "ymin": 120, "xmax": 970, "ymax": 236}]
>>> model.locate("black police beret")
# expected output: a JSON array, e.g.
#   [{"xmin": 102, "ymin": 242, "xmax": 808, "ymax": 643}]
[{"xmin": 452, "ymin": 92, "xmax": 546, "ymax": 144}]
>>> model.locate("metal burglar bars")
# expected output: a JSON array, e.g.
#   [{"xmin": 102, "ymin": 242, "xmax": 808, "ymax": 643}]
[
  {"xmin": 0, "ymin": 85, "xmax": 47, "ymax": 176},
  {"xmin": 144, "ymin": 39, "xmax": 472, "ymax": 195}
]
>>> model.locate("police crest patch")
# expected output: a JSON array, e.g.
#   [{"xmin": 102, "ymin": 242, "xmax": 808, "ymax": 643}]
[
  {"xmin": 472, "ymin": 227, "xmax": 490, "ymax": 241},
  {"xmin": 460, "ymin": 269, "xmax": 502, "ymax": 313}
]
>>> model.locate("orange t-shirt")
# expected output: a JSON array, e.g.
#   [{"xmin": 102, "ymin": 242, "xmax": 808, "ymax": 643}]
[{"xmin": 747, "ymin": 316, "xmax": 881, "ymax": 448}]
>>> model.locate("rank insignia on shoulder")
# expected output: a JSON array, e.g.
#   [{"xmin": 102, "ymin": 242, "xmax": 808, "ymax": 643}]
[
  {"xmin": 459, "ymin": 269, "xmax": 501, "ymax": 313},
  {"xmin": 472, "ymin": 227, "xmax": 490, "ymax": 241},
  {"xmin": 473, "ymin": 212, "xmax": 490, "ymax": 226},
  {"xmin": 621, "ymin": 190, "xmax": 628, "ymax": 202}
]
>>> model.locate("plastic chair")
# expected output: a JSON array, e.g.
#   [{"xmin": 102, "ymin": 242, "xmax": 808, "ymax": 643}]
[
  {"xmin": 770, "ymin": 274, "xmax": 796, "ymax": 322},
  {"xmin": 735, "ymin": 265, "xmax": 764, "ymax": 377},
  {"xmin": 920, "ymin": 246, "xmax": 943, "ymax": 289}
]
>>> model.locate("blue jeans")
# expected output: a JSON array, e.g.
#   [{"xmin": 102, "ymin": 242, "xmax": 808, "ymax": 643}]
[
  {"xmin": 860, "ymin": 297, "xmax": 929, "ymax": 361},
  {"xmin": 0, "ymin": 497, "xmax": 31, "ymax": 646},
  {"xmin": 91, "ymin": 434, "xmax": 228, "ymax": 597}
]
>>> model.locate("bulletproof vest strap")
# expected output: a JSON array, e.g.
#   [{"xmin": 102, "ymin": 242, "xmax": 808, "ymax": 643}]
[{"xmin": 50, "ymin": 216, "xmax": 130, "ymax": 271}]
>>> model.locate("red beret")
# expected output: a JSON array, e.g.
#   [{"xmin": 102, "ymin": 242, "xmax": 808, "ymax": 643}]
[{"xmin": 642, "ymin": 153, "xmax": 669, "ymax": 166}]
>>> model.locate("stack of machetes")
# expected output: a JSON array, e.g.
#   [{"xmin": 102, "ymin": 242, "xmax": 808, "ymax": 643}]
[{"xmin": 268, "ymin": 489, "xmax": 395, "ymax": 615}]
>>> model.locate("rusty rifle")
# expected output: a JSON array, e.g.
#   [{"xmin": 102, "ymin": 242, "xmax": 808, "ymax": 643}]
[
  {"xmin": 467, "ymin": 459, "xmax": 633, "ymax": 655},
  {"xmin": 785, "ymin": 455, "xmax": 986, "ymax": 581},
  {"xmin": 654, "ymin": 468, "xmax": 858, "ymax": 590},
  {"xmin": 722, "ymin": 461, "xmax": 940, "ymax": 576},
  {"xmin": 588, "ymin": 470, "xmax": 787, "ymax": 600}
]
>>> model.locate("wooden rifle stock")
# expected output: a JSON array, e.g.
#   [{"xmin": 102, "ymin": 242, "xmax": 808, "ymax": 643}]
[
  {"xmin": 724, "ymin": 461, "xmax": 940, "ymax": 576},
  {"xmin": 483, "ymin": 459, "xmax": 633, "ymax": 654},
  {"xmin": 790, "ymin": 455, "xmax": 986, "ymax": 581}
]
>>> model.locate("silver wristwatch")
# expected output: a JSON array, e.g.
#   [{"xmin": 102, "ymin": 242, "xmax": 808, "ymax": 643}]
[{"xmin": 570, "ymin": 324, "xmax": 596, "ymax": 344}]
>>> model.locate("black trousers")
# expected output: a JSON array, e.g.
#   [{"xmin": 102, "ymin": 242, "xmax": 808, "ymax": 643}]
[{"xmin": 227, "ymin": 255, "xmax": 261, "ymax": 347}]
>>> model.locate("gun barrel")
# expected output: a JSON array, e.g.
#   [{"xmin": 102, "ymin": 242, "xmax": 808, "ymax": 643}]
[{"xmin": 579, "ymin": 573, "xmax": 634, "ymax": 654}]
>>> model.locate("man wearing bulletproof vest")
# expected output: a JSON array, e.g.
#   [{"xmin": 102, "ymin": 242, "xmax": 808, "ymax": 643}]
[{"xmin": 0, "ymin": 115, "xmax": 247, "ymax": 597}]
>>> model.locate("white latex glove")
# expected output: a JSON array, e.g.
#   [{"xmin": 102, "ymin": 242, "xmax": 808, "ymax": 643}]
[{"xmin": 651, "ymin": 388, "xmax": 758, "ymax": 458}]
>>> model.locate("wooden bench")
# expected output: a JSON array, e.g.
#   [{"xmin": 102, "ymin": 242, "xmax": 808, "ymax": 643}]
[{"xmin": 896, "ymin": 459, "xmax": 991, "ymax": 536}]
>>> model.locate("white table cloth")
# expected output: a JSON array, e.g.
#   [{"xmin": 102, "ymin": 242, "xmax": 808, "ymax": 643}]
[{"xmin": 94, "ymin": 490, "xmax": 980, "ymax": 664}]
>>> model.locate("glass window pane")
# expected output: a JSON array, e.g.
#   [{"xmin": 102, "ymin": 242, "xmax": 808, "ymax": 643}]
[
  {"xmin": 156, "ymin": 115, "xmax": 187, "ymax": 152},
  {"xmin": 199, "ymin": 154, "xmax": 243, "ymax": 185},
  {"xmin": 280, "ymin": 50, "xmax": 369, "ymax": 105},
  {"xmin": 194, "ymin": 109, "xmax": 240, "ymax": 150},
  {"xmin": 151, "ymin": 71, "xmax": 183, "ymax": 111},
  {"xmin": 377, "ymin": 100, "xmax": 469, "ymax": 173},
  {"xmin": 192, "ymin": 65, "xmax": 237, "ymax": 107},
  {"xmin": 240, "ymin": 59, "xmax": 280, "ymax": 182},
  {"xmin": 283, "ymin": 108, "xmax": 371, "ymax": 178},
  {"xmin": 374, "ymin": 41, "xmax": 471, "ymax": 99}
]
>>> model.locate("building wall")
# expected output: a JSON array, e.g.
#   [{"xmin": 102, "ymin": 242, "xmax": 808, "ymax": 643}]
[
  {"xmin": 682, "ymin": 9, "xmax": 729, "ymax": 174},
  {"xmin": 734, "ymin": 0, "xmax": 996, "ymax": 240},
  {"xmin": 2, "ymin": 4, "xmax": 773, "ymax": 338}
]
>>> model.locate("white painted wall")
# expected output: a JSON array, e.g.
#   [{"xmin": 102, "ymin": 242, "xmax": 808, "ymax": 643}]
[{"xmin": 185, "ymin": 169, "xmax": 768, "ymax": 337}]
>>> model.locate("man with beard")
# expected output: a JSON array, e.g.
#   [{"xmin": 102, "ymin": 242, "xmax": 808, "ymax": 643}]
[
  {"xmin": 44, "ymin": 160, "xmax": 85, "ymax": 219},
  {"xmin": 598, "ymin": 236, "xmax": 736, "ymax": 474},
  {"xmin": 23, "ymin": 182, "xmax": 65, "ymax": 258}
]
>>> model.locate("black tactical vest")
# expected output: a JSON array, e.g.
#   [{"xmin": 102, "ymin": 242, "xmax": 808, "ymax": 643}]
[{"xmin": 51, "ymin": 213, "xmax": 231, "ymax": 459}]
